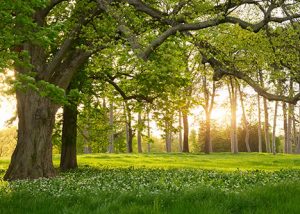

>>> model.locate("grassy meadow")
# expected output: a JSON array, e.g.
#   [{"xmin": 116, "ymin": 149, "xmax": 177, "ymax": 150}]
[{"xmin": 1, "ymin": 153, "xmax": 300, "ymax": 213}]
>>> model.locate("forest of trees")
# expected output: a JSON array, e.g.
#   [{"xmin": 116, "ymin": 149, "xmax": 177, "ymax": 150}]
[{"xmin": 0, "ymin": 0, "xmax": 300, "ymax": 181}]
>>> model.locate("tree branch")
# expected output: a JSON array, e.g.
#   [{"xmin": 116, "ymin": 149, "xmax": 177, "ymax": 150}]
[
  {"xmin": 104, "ymin": 73, "xmax": 155, "ymax": 103},
  {"xmin": 202, "ymin": 54, "xmax": 300, "ymax": 104}
]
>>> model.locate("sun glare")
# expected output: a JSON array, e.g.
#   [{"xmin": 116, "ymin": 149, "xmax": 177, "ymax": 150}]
[
  {"xmin": 0, "ymin": 96, "xmax": 16, "ymax": 129},
  {"xmin": 0, "ymin": 70, "xmax": 16, "ymax": 129}
]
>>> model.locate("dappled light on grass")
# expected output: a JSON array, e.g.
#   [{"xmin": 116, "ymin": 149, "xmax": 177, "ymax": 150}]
[{"xmin": 1, "ymin": 153, "xmax": 300, "ymax": 213}]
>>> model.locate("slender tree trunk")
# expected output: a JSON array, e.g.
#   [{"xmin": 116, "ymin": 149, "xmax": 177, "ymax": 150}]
[
  {"xmin": 126, "ymin": 123, "xmax": 133, "ymax": 153},
  {"xmin": 165, "ymin": 120, "xmax": 172, "ymax": 153},
  {"xmin": 83, "ymin": 126, "xmax": 91, "ymax": 154},
  {"xmin": 257, "ymin": 94, "xmax": 263, "ymax": 152},
  {"xmin": 297, "ymin": 84, "xmax": 300, "ymax": 154},
  {"xmin": 263, "ymin": 97, "xmax": 271, "ymax": 152},
  {"xmin": 259, "ymin": 71, "xmax": 271, "ymax": 152},
  {"xmin": 147, "ymin": 111, "xmax": 151, "ymax": 153},
  {"xmin": 238, "ymin": 84, "xmax": 251, "ymax": 152},
  {"xmin": 283, "ymin": 102, "xmax": 288, "ymax": 153},
  {"xmin": 292, "ymin": 107, "xmax": 297, "ymax": 151},
  {"xmin": 228, "ymin": 78, "xmax": 238, "ymax": 154},
  {"xmin": 287, "ymin": 103, "xmax": 293, "ymax": 153},
  {"xmin": 288, "ymin": 79, "xmax": 295, "ymax": 153},
  {"xmin": 204, "ymin": 111, "xmax": 212, "ymax": 154},
  {"xmin": 108, "ymin": 101, "xmax": 114, "ymax": 153},
  {"xmin": 202, "ymin": 78, "xmax": 215, "ymax": 154},
  {"xmin": 272, "ymin": 101, "xmax": 278, "ymax": 155},
  {"xmin": 4, "ymin": 90, "xmax": 57, "ymax": 180},
  {"xmin": 124, "ymin": 103, "xmax": 133, "ymax": 153},
  {"xmin": 178, "ymin": 110, "xmax": 183, "ymax": 152},
  {"xmin": 182, "ymin": 109, "xmax": 189, "ymax": 153},
  {"xmin": 137, "ymin": 111, "xmax": 143, "ymax": 153},
  {"xmin": 103, "ymin": 97, "xmax": 106, "ymax": 109}
]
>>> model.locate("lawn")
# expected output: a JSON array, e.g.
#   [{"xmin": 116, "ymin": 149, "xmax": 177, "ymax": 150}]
[{"xmin": 0, "ymin": 153, "xmax": 300, "ymax": 213}]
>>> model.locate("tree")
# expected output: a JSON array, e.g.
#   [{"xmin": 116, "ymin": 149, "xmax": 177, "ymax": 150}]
[
  {"xmin": 137, "ymin": 110, "xmax": 143, "ymax": 153},
  {"xmin": 178, "ymin": 110, "xmax": 183, "ymax": 152},
  {"xmin": 259, "ymin": 71, "xmax": 271, "ymax": 153},
  {"xmin": 272, "ymin": 101, "xmax": 278, "ymax": 155},
  {"xmin": 257, "ymin": 93, "xmax": 263, "ymax": 153},
  {"xmin": 4, "ymin": 1, "xmax": 110, "ymax": 180},
  {"xmin": 3, "ymin": 0, "xmax": 300, "ymax": 180},
  {"xmin": 108, "ymin": 101, "xmax": 115, "ymax": 153},
  {"xmin": 200, "ymin": 66, "xmax": 217, "ymax": 154},
  {"xmin": 238, "ymin": 83, "xmax": 251, "ymax": 152},
  {"xmin": 228, "ymin": 77, "xmax": 238, "ymax": 154},
  {"xmin": 60, "ymin": 80, "xmax": 79, "ymax": 171}
]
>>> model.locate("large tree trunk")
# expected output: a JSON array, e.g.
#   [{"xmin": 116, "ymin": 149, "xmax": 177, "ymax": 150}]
[
  {"xmin": 60, "ymin": 101, "xmax": 78, "ymax": 171},
  {"xmin": 137, "ymin": 111, "xmax": 143, "ymax": 153},
  {"xmin": 257, "ymin": 94, "xmax": 263, "ymax": 152},
  {"xmin": 238, "ymin": 84, "xmax": 251, "ymax": 152},
  {"xmin": 4, "ymin": 90, "xmax": 58, "ymax": 180},
  {"xmin": 272, "ymin": 101, "xmax": 278, "ymax": 155},
  {"xmin": 182, "ymin": 110, "xmax": 189, "ymax": 153},
  {"xmin": 60, "ymin": 75, "xmax": 82, "ymax": 171}
]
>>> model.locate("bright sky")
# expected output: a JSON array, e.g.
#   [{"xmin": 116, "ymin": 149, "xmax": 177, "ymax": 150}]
[
  {"xmin": 0, "ymin": 70, "xmax": 16, "ymax": 129},
  {"xmin": 0, "ymin": 96, "xmax": 16, "ymax": 129}
]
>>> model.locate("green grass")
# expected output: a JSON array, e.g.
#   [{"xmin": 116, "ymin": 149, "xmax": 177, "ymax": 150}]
[
  {"xmin": 0, "ymin": 153, "xmax": 300, "ymax": 213},
  {"xmin": 74, "ymin": 152, "xmax": 300, "ymax": 171}
]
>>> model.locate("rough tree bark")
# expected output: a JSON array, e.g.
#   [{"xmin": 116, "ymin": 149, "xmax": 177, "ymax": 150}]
[
  {"xmin": 60, "ymin": 98, "xmax": 78, "ymax": 171},
  {"xmin": 60, "ymin": 71, "xmax": 84, "ymax": 171},
  {"xmin": 4, "ymin": 90, "xmax": 58, "ymax": 180}
]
